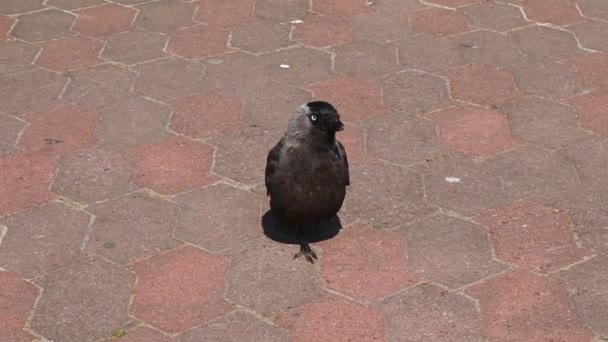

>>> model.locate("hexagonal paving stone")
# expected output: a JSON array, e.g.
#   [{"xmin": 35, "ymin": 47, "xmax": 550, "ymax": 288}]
[
  {"xmin": 31, "ymin": 257, "xmax": 136, "ymax": 341},
  {"xmin": 36, "ymin": 36, "xmax": 104, "ymax": 72},
  {"xmin": 292, "ymin": 15, "xmax": 353, "ymax": 47},
  {"xmin": 101, "ymin": 30, "xmax": 168, "ymax": 65},
  {"xmin": 254, "ymin": 0, "xmax": 309, "ymax": 21},
  {"xmin": 333, "ymin": 41, "xmax": 401, "ymax": 79},
  {"xmin": 568, "ymin": 88, "xmax": 608, "ymax": 136},
  {"xmin": 0, "ymin": 153, "xmax": 56, "ymax": 215},
  {"xmin": 0, "ymin": 203, "xmax": 90, "ymax": 278},
  {"xmin": 231, "ymin": 20, "xmax": 291, "ymax": 54},
  {"xmin": 133, "ymin": 58, "xmax": 206, "ymax": 101},
  {"xmin": 312, "ymin": 0, "xmax": 368, "ymax": 17},
  {"xmin": 135, "ymin": 0, "xmax": 197, "ymax": 33},
  {"xmin": 0, "ymin": 41, "xmax": 40, "ymax": 76},
  {"xmin": 0, "ymin": 69, "xmax": 67, "ymax": 117},
  {"xmin": 114, "ymin": 326, "xmax": 173, "ymax": 342},
  {"xmin": 500, "ymin": 97, "xmax": 590, "ymax": 150},
  {"xmin": 382, "ymin": 71, "xmax": 453, "ymax": 114},
  {"xmin": 132, "ymin": 136, "xmax": 218, "ymax": 195},
  {"xmin": 0, "ymin": 0, "xmax": 44, "ymax": 15},
  {"xmin": 378, "ymin": 283, "xmax": 485, "ymax": 341},
  {"xmin": 409, "ymin": 7, "xmax": 470, "ymax": 36},
  {"xmin": 73, "ymin": 3, "xmax": 136, "ymax": 37},
  {"xmin": 369, "ymin": 0, "xmax": 425, "ymax": 13},
  {"xmin": 520, "ymin": 0, "xmax": 583, "ymax": 26},
  {"xmin": 336, "ymin": 125, "xmax": 374, "ymax": 167},
  {"xmin": 0, "ymin": 114, "xmax": 24, "ymax": 155},
  {"xmin": 11, "ymin": 9, "xmax": 75, "ymax": 42},
  {"xmin": 396, "ymin": 34, "xmax": 465, "ymax": 72},
  {"xmin": 510, "ymin": 26, "xmax": 582, "ymax": 61},
  {"xmin": 353, "ymin": 12, "xmax": 412, "ymax": 43},
  {"xmin": 452, "ymin": 30, "xmax": 522, "ymax": 68},
  {"xmin": 426, "ymin": 0, "xmax": 480, "ymax": 6},
  {"xmin": 19, "ymin": 104, "xmax": 97, "ymax": 156},
  {"xmin": 507, "ymin": 59, "xmax": 584, "ymax": 100},
  {"xmin": 130, "ymin": 245, "xmax": 234, "ymax": 333},
  {"xmin": 180, "ymin": 311, "xmax": 288, "ymax": 342},
  {"xmin": 225, "ymin": 240, "xmax": 324, "ymax": 317},
  {"xmin": 400, "ymin": 214, "xmax": 506, "ymax": 289},
  {"xmin": 442, "ymin": 65, "xmax": 519, "ymax": 107},
  {"xmin": 195, "ymin": 0, "xmax": 254, "ymax": 28},
  {"xmin": 167, "ymin": 25, "xmax": 230, "ymax": 59},
  {"xmin": 570, "ymin": 20, "xmax": 608, "ymax": 53},
  {"xmin": 428, "ymin": 106, "xmax": 519, "ymax": 157},
  {"xmin": 320, "ymin": 223, "xmax": 419, "ymax": 301},
  {"xmin": 0, "ymin": 271, "xmax": 38, "ymax": 341},
  {"xmin": 559, "ymin": 136, "xmax": 608, "ymax": 187},
  {"xmin": 262, "ymin": 47, "xmax": 335, "ymax": 86},
  {"xmin": 199, "ymin": 51, "xmax": 268, "ymax": 95},
  {"xmin": 45, "ymin": 0, "xmax": 105, "ymax": 10},
  {"xmin": 174, "ymin": 184, "xmax": 263, "ymax": 252},
  {"xmin": 575, "ymin": 0, "xmax": 608, "ymax": 20},
  {"xmin": 169, "ymin": 92, "xmax": 244, "ymax": 139},
  {"xmin": 461, "ymin": 1, "xmax": 528, "ymax": 32},
  {"xmin": 567, "ymin": 52, "xmax": 608, "ymax": 88},
  {"xmin": 466, "ymin": 270, "xmax": 592, "ymax": 341}
]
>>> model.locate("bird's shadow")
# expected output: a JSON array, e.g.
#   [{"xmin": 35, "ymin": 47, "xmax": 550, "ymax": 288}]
[{"xmin": 261, "ymin": 210, "xmax": 343, "ymax": 245}]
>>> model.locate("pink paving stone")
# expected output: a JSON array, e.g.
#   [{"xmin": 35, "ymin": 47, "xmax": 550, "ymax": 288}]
[
  {"xmin": 0, "ymin": 154, "xmax": 56, "ymax": 215},
  {"xmin": 0, "ymin": 114, "xmax": 23, "ymax": 155},
  {"xmin": 429, "ymin": 106, "xmax": 519, "ymax": 157},
  {"xmin": 409, "ymin": 7, "xmax": 470, "ymax": 36},
  {"xmin": 168, "ymin": 92, "xmax": 244, "ymax": 139},
  {"xmin": 476, "ymin": 200, "xmax": 591, "ymax": 273},
  {"xmin": 520, "ymin": 0, "xmax": 583, "ymax": 26},
  {"xmin": 130, "ymin": 245, "xmax": 234, "ymax": 333},
  {"xmin": 466, "ymin": 270, "xmax": 593, "ymax": 341},
  {"xmin": 312, "ymin": 0, "xmax": 368, "ymax": 17},
  {"xmin": 35, "ymin": 36, "xmax": 104, "ymax": 72},
  {"xmin": 441, "ymin": 65, "xmax": 520, "ymax": 107},
  {"xmin": 567, "ymin": 52, "xmax": 608, "ymax": 88},
  {"xmin": 292, "ymin": 15, "xmax": 353, "ymax": 47},
  {"xmin": 19, "ymin": 104, "xmax": 98, "ymax": 156},
  {"xmin": 320, "ymin": 223, "xmax": 419, "ymax": 301},
  {"xmin": 336, "ymin": 125, "xmax": 374, "ymax": 167},
  {"xmin": 73, "ymin": 3, "xmax": 136, "ymax": 38},
  {"xmin": 0, "ymin": 271, "xmax": 38, "ymax": 341},
  {"xmin": 195, "ymin": 0, "xmax": 254, "ymax": 28},
  {"xmin": 568, "ymin": 88, "xmax": 608, "ymax": 136},
  {"xmin": 132, "ymin": 136, "xmax": 219, "ymax": 195},
  {"xmin": 277, "ymin": 296, "xmax": 385, "ymax": 341},
  {"xmin": 307, "ymin": 77, "xmax": 388, "ymax": 122},
  {"xmin": 0, "ymin": 203, "xmax": 90, "ymax": 279},
  {"xmin": 0, "ymin": 15, "xmax": 14, "ymax": 41},
  {"xmin": 167, "ymin": 25, "xmax": 230, "ymax": 59},
  {"xmin": 115, "ymin": 326, "xmax": 174, "ymax": 342}
]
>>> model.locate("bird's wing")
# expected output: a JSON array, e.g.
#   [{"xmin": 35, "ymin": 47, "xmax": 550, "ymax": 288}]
[
  {"xmin": 337, "ymin": 140, "xmax": 350, "ymax": 186},
  {"xmin": 265, "ymin": 138, "xmax": 284, "ymax": 196}
]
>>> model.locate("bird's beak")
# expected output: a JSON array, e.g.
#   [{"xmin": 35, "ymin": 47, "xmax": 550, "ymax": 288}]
[{"xmin": 335, "ymin": 120, "xmax": 344, "ymax": 131}]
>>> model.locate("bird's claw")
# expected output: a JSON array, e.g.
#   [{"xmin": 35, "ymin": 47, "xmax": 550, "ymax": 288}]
[{"xmin": 294, "ymin": 243, "xmax": 318, "ymax": 264}]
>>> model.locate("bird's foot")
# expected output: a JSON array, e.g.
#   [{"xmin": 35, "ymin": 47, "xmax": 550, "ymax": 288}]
[{"xmin": 294, "ymin": 243, "xmax": 318, "ymax": 264}]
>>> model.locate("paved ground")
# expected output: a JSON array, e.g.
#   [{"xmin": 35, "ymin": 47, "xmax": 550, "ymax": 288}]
[{"xmin": 1, "ymin": 0, "xmax": 608, "ymax": 341}]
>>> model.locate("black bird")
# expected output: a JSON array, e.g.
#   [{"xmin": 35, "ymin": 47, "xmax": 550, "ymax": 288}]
[{"xmin": 264, "ymin": 101, "xmax": 350, "ymax": 263}]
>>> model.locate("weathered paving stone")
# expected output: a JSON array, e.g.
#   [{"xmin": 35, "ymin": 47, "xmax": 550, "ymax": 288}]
[
  {"xmin": 132, "ymin": 58, "xmax": 206, "ymax": 101},
  {"xmin": 441, "ymin": 65, "xmax": 520, "ymax": 107},
  {"xmin": 460, "ymin": 1, "xmax": 528, "ymax": 32},
  {"xmin": 231, "ymin": 19, "xmax": 291, "ymax": 53},
  {"xmin": 292, "ymin": 15, "xmax": 353, "ymax": 47},
  {"xmin": 0, "ymin": 69, "xmax": 67, "ymax": 117},
  {"xmin": 382, "ymin": 71, "xmax": 454, "ymax": 115},
  {"xmin": 11, "ymin": 9, "xmax": 75, "ymax": 42},
  {"xmin": 0, "ymin": 271, "xmax": 39, "ymax": 341},
  {"xmin": 101, "ymin": 30, "xmax": 168, "ymax": 65},
  {"xmin": 0, "ymin": 41, "xmax": 39, "ymax": 76},
  {"xmin": 520, "ymin": 0, "xmax": 583, "ymax": 26},
  {"xmin": 195, "ymin": 0, "xmax": 254, "ymax": 28},
  {"xmin": 506, "ymin": 59, "xmax": 584, "ymax": 100},
  {"xmin": 134, "ymin": 0, "xmax": 197, "ymax": 33},
  {"xmin": 333, "ymin": 41, "xmax": 401, "ymax": 79},
  {"xmin": 409, "ymin": 7, "xmax": 471, "ymax": 36},
  {"xmin": 0, "ymin": 0, "xmax": 44, "ymax": 15},
  {"xmin": 73, "ymin": 3, "xmax": 137, "ymax": 38},
  {"xmin": 167, "ymin": 25, "xmax": 230, "ymax": 60},
  {"xmin": 0, "ymin": 114, "xmax": 25, "ymax": 155}
]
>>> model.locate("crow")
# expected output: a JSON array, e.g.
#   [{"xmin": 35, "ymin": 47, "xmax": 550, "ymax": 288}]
[{"xmin": 265, "ymin": 101, "xmax": 350, "ymax": 263}]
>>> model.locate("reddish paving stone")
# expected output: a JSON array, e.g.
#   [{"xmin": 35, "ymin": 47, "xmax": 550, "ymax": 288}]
[
  {"xmin": 278, "ymin": 296, "xmax": 384, "ymax": 341},
  {"xmin": 254, "ymin": 0, "xmax": 310, "ymax": 22},
  {"xmin": 508, "ymin": 59, "xmax": 584, "ymax": 100},
  {"xmin": 307, "ymin": 76, "xmax": 388, "ymax": 122},
  {"xmin": 466, "ymin": 270, "xmax": 592, "ymax": 341},
  {"xmin": 199, "ymin": 51, "xmax": 268, "ymax": 95},
  {"xmin": 428, "ymin": 106, "xmax": 518, "ymax": 157},
  {"xmin": 452, "ymin": 30, "xmax": 522, "ymax": 67},
  {"xmin": 521, "ymin": 0, "xmax": 583, "ymax": 25},
  {"xmin": 363, "ymin": 113, "xmax": 440, "ymax": 166},
  {"xmin": 31, "ymin": 257, "xmax": 136, "ymax": 341},
  {"xmin": 567, "ymin": 52, "xmax": 608, "ymax": 88},
  {"xmin": 335, "ymin": 125, "xmax": 374, "ymax": 167},
  {"xmin": 400, "ymin": 214, "xmax": 506, "ymax": 289},
  {"xmin": 352, "ymin": 12, "xmax": 411, "ymax": 43},
  {"xmin": 115, "ymin": 326, "xmax": 173, "ymax": 342},
  {"xmin": 0, "ymin": 69, "xmax": 67, "ymax": 117},
  {"xmin": 133, "ymin": 58, "xmax": 206, "ymax": 101},
  {"xmin": 0, "ymin": 154, "xmax": 56, "ymax": 215},
  {"xmin": 167, "ymin": 25, "xmax": 230, "ymax": 59},
  {"xmin": 131, "ymin": 245, "xmax": 234, "ymax": 333},
  {"xmin": 442, "ymin": 65, "xmax": 519, "ymax": 107},
  {"xmin": 510, "ymin": 26, "xmax": 582, "ymax": 61},
  {"xmin": 0, "ymin": 114, "xmax": 24, "ymax": 155},
  {"xmin": 46, "ymin": 0, "xmax": 106, "ymax": 10},
  {"xmin": 575, "ymin": 0, "xmax": 608, "ymax": 20},
  {"xmin": 73, "ymin": 4, "xmax": 136, "ymax": 38},
  {"xmin": 568, "ymin": 88, "xmax": 608, "ymax": 136},
  {"xmin": 0, "ymin": 15, "xmax": 14, "ymax": 41},
  {"xmin": 262, "ymin": 47, "xmax": 335, "ymax": 86},
  {"xmin": 0, "ymin": 203, "xmax": 90, "ymax": 278},
  {"xmin": 320, "ymin": 224, "xmax": 419, "ymax": 301},
  {"xmin": 0, "ymin": 41, "xmax": 39, "ymax": 76},
  {"xmin": 570, "ymin": 20, "xmax": 608, "ymax": 53},
  {"xmin": 553, "ymin": 255, "xmax": 608, "ymax": 335},
  {"xmin": 378, "ymin": 283, "xmax": 485, "ymax": 341},
  {"xmin": 293, "ymin": 15, "xmax": 353, "ymax": 47},
  {"xmin": 135, "ymin": 0, "xmax": 197, "ymax": 33},
  {"xmin": 52, "ymin": 147, "xmax": 136, "ymax": 204},
  {"xmin": 225, "ymin": 240, "xmax": 324, "ymax": 317},
  {"xmin": 477, "ymin": 200, "xmax": 590, "ymax": 273},
  {"xmin": 12, "ymin": 9, "xmax": 75, "ymax": 42},
  {"xmin": 342, "ymin": 162, "xmax": 436, "ymax": 227},
  {"xmin": 169, "ymin": 92, "xmax": 244, "ymax": 139},
  {"xmin": 409, "ymin": 8, "xmax": 470, "ymax": 36},
  {"xmin": 559, "ymin": 136, "xmax": 608, "ymax": 188},
  {"xmin": 312, "ymin": 0, "xmax": 368, "ymax": 17},
  {"xmin": 396, "ymin": 34, "xmax": 465, "ymax": 72},
  {"xmin": 382, "ymin": 71, "xmax": 453, "ymax": 114},
  {"xmin": 333, "ymin": 40, "xmax": 401, "ymax": 79},
  {"xmin": 0, "ymin": 271, "xmax": 38, "ymax": 341},
  {"xmin": 36, "ymin": 36, "xmax": 104, "ymax": 72},
  {"xmin": 231, "ymin": 20, "xmax": 291, "ymax": 54},
  {"xmin": 101, "ymin": 30, "xmax": 168, "ymax": 65},
  {"xmin": 174, "ymin": 184, "xmax": 263, "ymax": 252},
  {"xmin": 0, "ymin": 0, "xmax": 44, "ymax": 15},
  {"xmin": 20, "ymin": 104, "xmax": 97, "ymax": 156},
  {"xmin": 500, "ymin": 97, "xmax": 589, "ymax": 150},
  {"xmin": 195, "ymin": 0, "xmax": 254, "ymax": 28},
  {"xmin": 461, "ymin": 1, "xmax": 528, "ymax": 32}
]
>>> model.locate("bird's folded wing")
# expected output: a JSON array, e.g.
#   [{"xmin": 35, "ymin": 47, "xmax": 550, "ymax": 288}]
[
  {"xmin": 337, "ymin": 140, "xmax": 350, "ymax": 186},
  {"xmin": 265, "ymin": 138, "xmax": 284, "ymax": 196}
]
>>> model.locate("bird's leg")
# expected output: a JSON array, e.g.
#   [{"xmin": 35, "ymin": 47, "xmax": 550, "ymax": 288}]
[{"xmin": 293, "ymin": 226, "xmax": 318, "ymax": 263}]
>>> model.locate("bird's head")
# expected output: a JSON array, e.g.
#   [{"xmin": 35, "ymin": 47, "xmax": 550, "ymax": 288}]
[{"xmin": 287, "ymin": 101, "xmax": 344, "ymax": 140}]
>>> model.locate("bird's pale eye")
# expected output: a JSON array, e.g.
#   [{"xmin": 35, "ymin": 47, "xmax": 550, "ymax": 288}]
[{"xmin": 310, "ymin": 115, "xmax": 317, "ymax": 122}]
